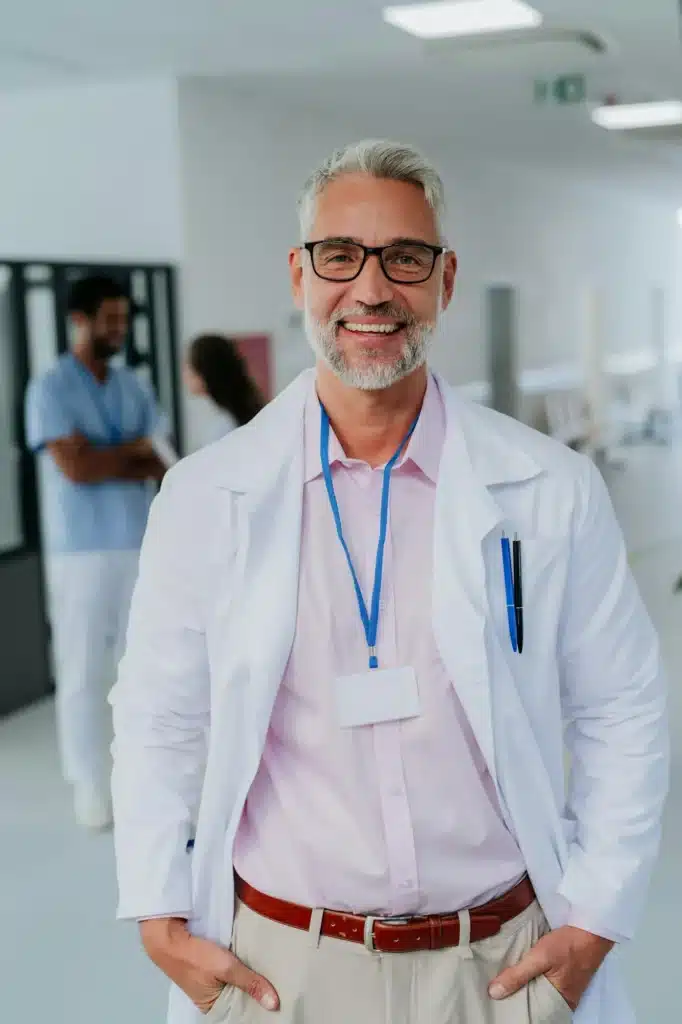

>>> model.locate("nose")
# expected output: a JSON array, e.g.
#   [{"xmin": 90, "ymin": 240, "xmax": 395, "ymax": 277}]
[{"xmin": 350, "ymin": 252, "xmax": 396, "ymax": 306}]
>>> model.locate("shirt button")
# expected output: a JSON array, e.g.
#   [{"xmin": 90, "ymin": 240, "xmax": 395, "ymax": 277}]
[{"xmin": 400, "ymin": 880, "xmax": 414, "ymax": 889}]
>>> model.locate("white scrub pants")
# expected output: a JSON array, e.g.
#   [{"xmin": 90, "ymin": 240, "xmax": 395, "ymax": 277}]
[{"xmin": 45, "ymin": 550, "xmax": 140, "ymax": 793}]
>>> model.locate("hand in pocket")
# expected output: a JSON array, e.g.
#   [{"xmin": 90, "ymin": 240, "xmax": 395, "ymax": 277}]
[
  {"xmin": 139, "ymin": 917, "xmax": 280, "ymax": 1015},
  {"xmin": 488, "ymin": 924, "xmax": 613, "ymax": 1011}
]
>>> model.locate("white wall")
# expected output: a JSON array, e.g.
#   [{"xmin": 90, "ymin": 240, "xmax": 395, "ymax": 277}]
[
  {"xmin": 177, "ymin": 80, "xmax": 682, "ymax": 444},
  {"xmin": 2, "ymin": 77, "xmax": 679, "ymax": 449},
  {"xmin": 0, "ymin": 79, "xmax": 183, "ymax": 262}
]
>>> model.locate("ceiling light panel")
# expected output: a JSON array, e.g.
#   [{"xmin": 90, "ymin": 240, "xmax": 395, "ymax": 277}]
[
  {"xmin": 383, "ymin": 0, "xmax": 543, "ymax": 40},
  {"xmin": 591, "ymin": 101, "xmax": 682, "ymax": 131}
]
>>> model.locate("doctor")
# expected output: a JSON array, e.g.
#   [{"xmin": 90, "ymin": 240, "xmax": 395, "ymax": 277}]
[
  {"xmin": 111, "ymin": 141, "xmax": 668, "ymax": 1024},
  {"xmin": 26, "ymin": 274, "xmax": 165, "ymax": 829}
]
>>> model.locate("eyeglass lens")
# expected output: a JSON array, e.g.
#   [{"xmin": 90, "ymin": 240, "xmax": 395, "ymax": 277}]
[{"xmin": 312, "ymin": 242, "xmax": 436, "ymax": 283}]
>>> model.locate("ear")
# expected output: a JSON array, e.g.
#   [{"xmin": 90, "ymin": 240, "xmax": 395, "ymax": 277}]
[
  {"xmin": 289, "ymin": 247, "xmax": 305, "ymax": 310},
  {"xmin": 70, "ymin": 311, "xmax": 89, "ymax": 330},
  {"xmin": 441, "ymin": 251, "xmax": 458, "ymax": 312}
]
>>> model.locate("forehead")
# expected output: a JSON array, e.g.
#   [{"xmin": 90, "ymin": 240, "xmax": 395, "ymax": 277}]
[
  {"xmin": 311, "ymin": 173, "xmax": 439, "ymax": 244},
  {"xmin": 96, "ymin": 297, "xmax": 129, "ymax": 317}
]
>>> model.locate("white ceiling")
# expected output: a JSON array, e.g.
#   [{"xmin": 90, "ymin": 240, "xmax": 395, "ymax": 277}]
[{"xmin": 2, "ymin": 0, "xmax": 682, "ymax": 194}]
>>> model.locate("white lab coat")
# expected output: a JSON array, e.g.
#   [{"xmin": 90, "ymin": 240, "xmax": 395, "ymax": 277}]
[{"xmin": 110, "ymin": 371, "xmax": 668, "ymax": 1024}]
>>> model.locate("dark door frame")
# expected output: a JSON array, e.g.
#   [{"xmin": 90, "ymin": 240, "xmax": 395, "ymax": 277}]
[{"xmin": 0, "ymin": 258, "xmax": 182, "ymax": 717}]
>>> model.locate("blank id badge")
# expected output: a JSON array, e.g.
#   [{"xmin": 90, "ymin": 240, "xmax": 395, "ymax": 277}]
[{"xmin": 333, "ymin": 667, "xmax": 421, "ymax": 728}]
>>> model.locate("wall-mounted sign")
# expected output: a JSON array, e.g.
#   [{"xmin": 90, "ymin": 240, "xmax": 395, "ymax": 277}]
[
  {"xmin": 534, "ymin": 73, "xmax": 586, "ymax": 106},
  {"xmin": 234, "ymin": 333, "xmax": 273, "ymax": 401}
]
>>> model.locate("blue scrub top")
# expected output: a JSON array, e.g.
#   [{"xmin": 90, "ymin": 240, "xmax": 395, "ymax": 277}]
[{"xmin": 25, "ymin": 353, "xmax": 161, "ymax": 554}]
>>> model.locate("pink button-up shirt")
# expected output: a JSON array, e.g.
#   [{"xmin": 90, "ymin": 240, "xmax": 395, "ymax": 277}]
[{"xmin": 233, "ymin": 375, "xmax": 525, "ymax": 916}]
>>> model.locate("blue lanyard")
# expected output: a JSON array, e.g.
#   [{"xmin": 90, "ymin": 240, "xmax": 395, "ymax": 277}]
[
  {"xmin": 70, "ymin": 355, "xmax": 124, "ymax": 444},
  {"xmin": 320, "ymin": 404, "xmax": 417, "ymax": 670}
]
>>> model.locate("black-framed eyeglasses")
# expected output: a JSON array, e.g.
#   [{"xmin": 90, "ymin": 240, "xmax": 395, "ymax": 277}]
[{"xmin": 302, "ymin": 240, "xmax": 446, "ymax": 284}]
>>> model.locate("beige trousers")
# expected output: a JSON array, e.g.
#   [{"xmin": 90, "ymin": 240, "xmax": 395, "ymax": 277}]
[{"xmin": 205, "ymin": 899, "xmax": 573, "ymax": 1024}]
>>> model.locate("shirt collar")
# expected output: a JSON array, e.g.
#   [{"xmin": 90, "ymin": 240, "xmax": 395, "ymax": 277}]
[{"xmin": 304, "ymin": 372, "xmax": 445, "ymax": 484}]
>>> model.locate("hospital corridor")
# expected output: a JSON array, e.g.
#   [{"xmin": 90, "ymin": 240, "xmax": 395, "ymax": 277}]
[{"xmin": 1, "ymin": 2, "xmax": 682, "ymax": 1023}]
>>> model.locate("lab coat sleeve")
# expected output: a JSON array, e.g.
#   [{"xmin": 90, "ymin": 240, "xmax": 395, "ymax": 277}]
[
  {"xmin": 110, "ymin": 468, "xmax": 211, "ymax": 920},
  {"xmin": 557, "ymin": 458, "xmax": 669, "ymax": 940}
]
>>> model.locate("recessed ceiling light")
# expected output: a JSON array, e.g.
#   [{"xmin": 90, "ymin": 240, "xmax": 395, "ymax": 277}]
[
  {"xmin": 677, "ymin": 209, "xmax": 682, "ymax": 228},
  {"xmin": 591, "ymin": 100, "xmax": 682, "ymax": 131},
  {"xmin": 382, "ymin": 0, "xmax": 543, "ymax": 40}
]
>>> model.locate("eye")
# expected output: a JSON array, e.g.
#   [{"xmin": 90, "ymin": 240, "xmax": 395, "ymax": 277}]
[
  {"xmin": 386, "ymin": 246, "xmax": 431, "ymax": 267},
  {"xmin": 326, "ymin": 251, "xmax": 354, "ymax": 264},
  {"xmin": 394, "ymin": 253, "xmax": 419, "ymax": 265}
]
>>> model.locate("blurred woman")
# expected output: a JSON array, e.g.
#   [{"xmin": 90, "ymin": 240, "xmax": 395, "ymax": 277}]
[{"xmin": 184, "ymin": 333, "xmax": 264, "ymax": 449}]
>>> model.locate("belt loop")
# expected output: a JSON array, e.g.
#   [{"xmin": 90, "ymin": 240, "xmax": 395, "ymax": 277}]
[
  {"xmin": 363, "ymin": 916, "xmax": 377, "ymax": 952},
  {"xmin": 308, "ymin": 908, "xmax": 324, "ymax": 948},
  {"xmin": 457, "ymin": 909, "xmax": 474, "ymax": 960}
]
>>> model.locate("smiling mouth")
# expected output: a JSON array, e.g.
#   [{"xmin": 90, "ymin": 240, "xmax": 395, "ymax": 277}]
[{"xmin": 340, "ymin": 321, "xmax": 404, "ymax": 334}]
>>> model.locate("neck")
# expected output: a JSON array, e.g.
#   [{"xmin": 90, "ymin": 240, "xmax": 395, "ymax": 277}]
[
  {"xmin": 73, "ymin": 344, "xmax": 107, "ymax": 383},
  {"xmin": 316, "ymin": 363, "xmax": 428, "ymax": 467}
]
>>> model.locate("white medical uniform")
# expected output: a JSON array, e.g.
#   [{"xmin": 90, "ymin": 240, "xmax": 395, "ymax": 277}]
[
  {"xmin": 111, "ymin": 370, "xmax": 668, "ymax": 1024},
  {"xmin": 189, "ymin": 397, "xmax": 237, "ymax": 452},
  {"xmin": 26, "ymin": 352, "xmax": 160, "ymax": 793}
]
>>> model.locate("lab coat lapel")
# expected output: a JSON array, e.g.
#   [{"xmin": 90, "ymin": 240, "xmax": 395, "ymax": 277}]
[
  {"xmin": 240, "ymin": 448, "xmax": 304, "ymax": 733},
  {"xmin": 212, "ymin": 373, "xmax": 310, "ymax": 754},
  {"xmin": 197, "ymin": 379, "xmax": 307, "ymax": 942},
  {"xmin": 432, "ymin": 408, "xmax": 504, "ymax": 778},
  {"xmin": 432, "ymin": 380, "xmax": 544, "ymax": 782}
]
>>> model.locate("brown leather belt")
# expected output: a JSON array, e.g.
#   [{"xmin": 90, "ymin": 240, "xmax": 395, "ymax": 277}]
[{"xmin": 234, "ymin": 873, "xmax": 535, "ymax": 954}]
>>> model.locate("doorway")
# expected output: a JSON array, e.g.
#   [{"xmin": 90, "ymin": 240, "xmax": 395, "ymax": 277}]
[{"xmin": 0, "ymin": 259, "xmax": 181, "ymax": 717}]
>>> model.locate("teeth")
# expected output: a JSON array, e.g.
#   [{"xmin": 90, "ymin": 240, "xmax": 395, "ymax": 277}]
[{"xmin": 343, "ymin": 322, "xmax": 401, "ymax": 334}]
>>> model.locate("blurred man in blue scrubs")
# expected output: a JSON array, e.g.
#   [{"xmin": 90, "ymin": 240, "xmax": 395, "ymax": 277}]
[{"xmin": 25, "ymin": 274, "xmax": 166, "ymax": 829}]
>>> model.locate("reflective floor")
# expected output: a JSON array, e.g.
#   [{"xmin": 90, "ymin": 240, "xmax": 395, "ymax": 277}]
[{"xmin": 1, "ymin": 443, "xmax": 680, "ymax": 1023}]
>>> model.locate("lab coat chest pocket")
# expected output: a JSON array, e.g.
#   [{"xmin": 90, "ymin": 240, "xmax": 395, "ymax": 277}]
[{"xmin": 485, "ymin": 531, "xmax": 570, "ymax": 677}]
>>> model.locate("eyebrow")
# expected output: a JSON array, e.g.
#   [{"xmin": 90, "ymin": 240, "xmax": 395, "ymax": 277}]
[{"xmin": 318, "ymin": 236, "xmax": 436, "ymax": 247}]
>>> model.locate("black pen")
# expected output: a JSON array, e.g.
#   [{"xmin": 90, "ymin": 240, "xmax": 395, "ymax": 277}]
[{"xmin": 513, "ymin": 536, "xmax": 524, "ymax": 654}]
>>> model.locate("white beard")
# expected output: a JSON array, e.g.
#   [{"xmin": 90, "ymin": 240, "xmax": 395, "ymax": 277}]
[{"xmin": 304, "ymin": 305, "xmax": 438, "ymax": 392}]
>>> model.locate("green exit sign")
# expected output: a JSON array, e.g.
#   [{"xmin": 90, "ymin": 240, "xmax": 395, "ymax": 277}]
[{"xmin": 534, "ymin": 73, "xmax": 586, "ymax": 106}]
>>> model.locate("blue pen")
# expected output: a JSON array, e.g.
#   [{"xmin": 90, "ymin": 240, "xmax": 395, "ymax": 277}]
[{"xmin": 501, "ymin": 535, "xmax": 518, "ymax": 653}]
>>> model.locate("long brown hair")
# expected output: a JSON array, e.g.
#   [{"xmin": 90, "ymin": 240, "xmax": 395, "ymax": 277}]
[{"xmin": 188, "ymin": 334, "xmax": 264, "ymax": 427}]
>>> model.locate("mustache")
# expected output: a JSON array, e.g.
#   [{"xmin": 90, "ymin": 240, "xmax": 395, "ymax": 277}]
[{"xmin": 330, "ymin": 303, "xmax": 416, "ymax": 326}]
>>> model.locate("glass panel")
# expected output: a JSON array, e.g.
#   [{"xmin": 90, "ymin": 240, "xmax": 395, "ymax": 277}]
[
  {"xmin": 0, "ymin": 266, "xmax": 25, "ymax": 552},
  {"xmin": 152, "ymin": 270, "xmax": 176, "ymax": 429},
  {"xmin": 24, "ymin": 265, "xmax": 52, "ymax": 285},
  {"xmin": 133, "ymin": 313, "xmax": 151, "ymax": 355},
  {"xmin": 132, "ymin": 270, "xmax": 148, "ymax": 305},
  {"xmin": 26, "ymin": 287, "xmax": 60, "ymax": 376}
]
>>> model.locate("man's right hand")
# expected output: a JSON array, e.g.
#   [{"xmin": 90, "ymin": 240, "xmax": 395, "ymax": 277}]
[
  {"xmin": 139, "ymin": 917, "xmax": 280, "ymax": 1016},
  {"xmin": 124, "ymin": 437, "xmax": 156, "ymax": 459}
]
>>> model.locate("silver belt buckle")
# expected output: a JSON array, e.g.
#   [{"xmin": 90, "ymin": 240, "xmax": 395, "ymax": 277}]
[{"xmin": 363, "ymin": 914, "xmax": 415, "ymax": 952}]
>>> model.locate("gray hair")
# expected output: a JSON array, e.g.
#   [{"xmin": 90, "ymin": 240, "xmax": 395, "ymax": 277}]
[{"xmin": 297, "ymin": 139, "xmax": 446, "ymax": 242}]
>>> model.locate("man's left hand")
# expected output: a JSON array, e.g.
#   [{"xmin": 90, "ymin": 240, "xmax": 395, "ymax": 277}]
[{"xmin": 488, "ymin": 925, "xmax": 614, "ymax": 1011}]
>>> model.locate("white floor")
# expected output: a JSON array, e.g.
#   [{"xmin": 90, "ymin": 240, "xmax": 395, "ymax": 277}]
[{"xmin": 1, "ymin": 443, "xmax": 680, "ymax": 1024}]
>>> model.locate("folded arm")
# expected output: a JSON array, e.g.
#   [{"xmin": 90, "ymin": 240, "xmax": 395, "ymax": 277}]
[{"xmin": 47, "ymin": 433, "xmax": 166, "ymax": 483}]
